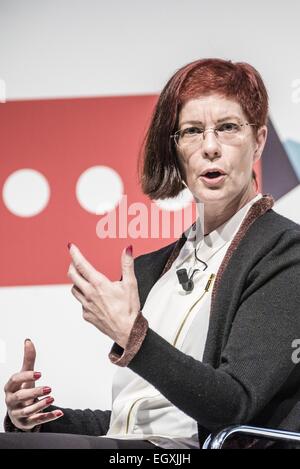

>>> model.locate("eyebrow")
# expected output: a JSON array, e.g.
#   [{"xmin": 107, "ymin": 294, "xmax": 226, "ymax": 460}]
[{"xmin": 180, "ymin": 115, "xmax": 242, "ymax": 126}]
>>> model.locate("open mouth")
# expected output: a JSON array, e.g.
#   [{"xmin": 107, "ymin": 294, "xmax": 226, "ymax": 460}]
[
  {"xmin": 200, "ymin": 170, "xmax": 226, "ymax": 185},
  {"xmin": 204, "ymin": 171, "xmax": 223, "ymax": 179}
]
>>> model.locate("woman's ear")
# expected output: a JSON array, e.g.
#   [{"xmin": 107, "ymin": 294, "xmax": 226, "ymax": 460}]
[{"xmin": 254, "ymin": 125, "xmax": 268, "ymax": 163}]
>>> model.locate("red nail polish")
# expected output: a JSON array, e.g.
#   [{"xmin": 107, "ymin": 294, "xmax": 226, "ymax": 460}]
[
  {"xmin": 54, "ymin": 410, "xmax": 64, "ymax": 417},
  {"xmin": 33, "ymin": 372, "xmax": 41, "ymax": 379},
  {"xmin": 46, "ymin": 397, "xmax": 54, "ymax": 405},
  {"xmin": 126, "ymin": 245, "xmax": 133, "ymax": 256},
  {"xmin": 67, "ymin": 242, "xmax": 72, "ymax": 250},
  {"xmin": 42, "ymin": 386, "xmax": 52, "ymax": 395}
]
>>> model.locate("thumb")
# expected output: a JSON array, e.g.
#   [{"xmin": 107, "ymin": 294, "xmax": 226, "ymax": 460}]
[
  {"xmin": 121, "ymin": 245, "xmax": 136, "ymax": 284},
  {"xmin": 21, "ymin": 338, "xmax": 36, "ymax": 372}
]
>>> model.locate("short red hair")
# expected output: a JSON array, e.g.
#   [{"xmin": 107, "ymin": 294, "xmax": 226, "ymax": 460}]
[{"xmin": 141, "ymin": 58, "xmax": 268, "ymax": 199}]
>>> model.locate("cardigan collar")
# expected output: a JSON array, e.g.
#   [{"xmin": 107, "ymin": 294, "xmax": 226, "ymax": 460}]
[
  {"xmin": 160, "ymin": 194, "xmax": 275, "ymax": 279},
  {"xmin": 175, "ymin": 194, "xmax": 263, "ymax": 270}
]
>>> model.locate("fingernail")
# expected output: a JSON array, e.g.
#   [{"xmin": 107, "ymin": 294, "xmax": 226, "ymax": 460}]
[
  {"xmin": 24, "ymin": 338, "xmax": 31, "ymax": 344},
  {"xmin": 54, "ymin": 410, "xmax": 64, "ymax": 417},
  {"xmin": 67, "ymin": 242, "xmax": 72, "ymax": 250},
  {"xmin": 33, "ymin": 372, "xmax": 41, "ymax": 379},
  {"xmin": 42, "ymin": 386, "xmax": 52, "ymax": 395},
  {"xmin": 46, "ymin": 397, "xmax": 54, "ymax": 405},
  {"xmin": 125, "ymin": 245, "xmax": 133, "ymax": 257}
]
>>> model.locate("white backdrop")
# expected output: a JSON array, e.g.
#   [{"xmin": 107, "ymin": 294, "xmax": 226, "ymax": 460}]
[{"xmin": 0, "ymin": 0, "xmax": 300, "ymax": 428}]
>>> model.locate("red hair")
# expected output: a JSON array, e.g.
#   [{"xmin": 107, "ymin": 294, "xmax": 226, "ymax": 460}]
[
  {"xmin": 177, "ymin": 59, "xmax": 268, "ymax": 126},
  {"xmin": 140, "ymin": 58, "xmax": 268, "ymax": 199}
]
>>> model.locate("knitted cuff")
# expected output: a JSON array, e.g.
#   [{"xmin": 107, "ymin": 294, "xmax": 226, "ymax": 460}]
[{"xmin": 109, "ymin": 312, "xmax": 149, "ymax": 367}]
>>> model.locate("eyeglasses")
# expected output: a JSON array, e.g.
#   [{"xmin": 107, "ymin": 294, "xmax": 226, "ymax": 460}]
[{"xmin": 171, "ymin": 122, "xmax": 256, "ymax": 151}]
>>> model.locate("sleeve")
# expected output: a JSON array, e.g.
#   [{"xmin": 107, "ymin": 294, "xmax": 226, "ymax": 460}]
[
  {"xmin": 114, "ymin": 229, "xmax": 300, "ymax": 431},
  {"xmin": 4, "ymin": 406, "xmax": 111, "ymax": 436},
  {"xmin": 109, "ymin": 312, "xmax": 149, "ymax": 366}
]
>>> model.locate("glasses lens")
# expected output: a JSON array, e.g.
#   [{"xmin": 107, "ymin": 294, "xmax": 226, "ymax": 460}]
[
  {"xmin": 176, "ymin": 127, "xmax": 202, "ymax": 148},
  {"xmin": 215, "ymin": 123, "xmax": 244, "ymax": 143}
]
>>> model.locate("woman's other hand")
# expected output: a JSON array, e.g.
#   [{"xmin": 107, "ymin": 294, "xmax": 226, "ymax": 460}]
[{"xmin": 4, "ymin": 339, "xmax": 63, "ymax": 431}]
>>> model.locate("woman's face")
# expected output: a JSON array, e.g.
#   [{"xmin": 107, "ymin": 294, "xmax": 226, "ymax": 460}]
[{"xmin": 177, "ymin": 94, "xmax": 267, "ymax": 206}]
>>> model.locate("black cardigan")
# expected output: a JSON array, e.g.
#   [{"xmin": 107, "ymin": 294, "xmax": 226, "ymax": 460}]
[{"xmin": 5, "ymin": 197, "xmax": 300, "ymax": 447}]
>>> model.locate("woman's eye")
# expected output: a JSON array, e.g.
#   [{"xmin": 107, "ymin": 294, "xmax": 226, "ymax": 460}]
[
  {"xmin": 182, "ymin": 127, "xmax": 202, "ymax": 136},
  {"xmin": 218, "ymin": 122, "xmax": 239, "ymax": 132}
]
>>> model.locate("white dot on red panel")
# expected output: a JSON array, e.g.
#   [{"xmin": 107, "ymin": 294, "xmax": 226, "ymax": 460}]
[
  {"xmin": 155, "ymin": 188, "xmax": 194, "ymax": 211},
  {"xmin": 2, "ymin": 169, "xmax": 50, "ymax": 217},
  {"xmin": 76, "ymin": 166, "xmax": 124, "ymax": 215}
]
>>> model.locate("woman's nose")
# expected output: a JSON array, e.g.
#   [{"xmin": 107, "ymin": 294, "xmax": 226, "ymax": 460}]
[{"xmin": 201, "ymin": 131, "xmax": 221, "ymax": 160}]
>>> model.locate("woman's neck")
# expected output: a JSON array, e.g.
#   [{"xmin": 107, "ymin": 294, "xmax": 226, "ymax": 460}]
[{"xmin": 202, "ymin": 188, "xmax": 258, "ymax": 235}]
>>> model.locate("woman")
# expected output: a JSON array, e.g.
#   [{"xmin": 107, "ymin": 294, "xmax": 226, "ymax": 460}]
[{"xmin": 2, "ymin": 58, "xmax": 300, "ymax": 449}]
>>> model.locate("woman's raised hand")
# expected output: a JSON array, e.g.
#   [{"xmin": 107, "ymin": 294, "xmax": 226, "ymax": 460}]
[
  {"xmin": 4, "ymin": 339, "xmax": 63, "ymax": 431},
  {"xmin": 68, "ymin": 244, "xmax": 141, "ymax": 348}
]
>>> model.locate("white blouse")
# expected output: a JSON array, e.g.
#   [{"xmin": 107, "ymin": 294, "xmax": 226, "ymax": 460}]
[{"xmin": 102, "ymin": 194, "xmax": 262, "ymax": 449}]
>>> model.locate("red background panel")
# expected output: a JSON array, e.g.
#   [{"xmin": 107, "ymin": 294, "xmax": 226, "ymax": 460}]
[
  {"xmin": 0, "ymin": 96, "xmax": 167, "ymax": 286},
  {"xmin": 0, "ymin": 96, "xmax": 261, "ymax": 287}
]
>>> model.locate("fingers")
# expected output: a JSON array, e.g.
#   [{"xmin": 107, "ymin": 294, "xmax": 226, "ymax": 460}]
[
  {"xmin": 9, "ymin": 408, "xmax": 64, "ymax": 431},
  {"xmin": 5, "ymin": 384, "xmax": 52, "ymax": 409},
  {"xmin": 68, "ymin": 243, "xmax": 108, "ymax": 285},
  {"xmin": 121, "ymin": 245, "xmax": 136, "ymax": 285},
  {"xmin": 21, "ymin": 339, "xmax": 36, "ymax": 372},
  {"xmin": 68, "ymin": 263, "xmax": 90, "ymax": 295},
  {"xmin": 4, "ymin": 365, "xmax": 63, "ymax": 431},
  {"xmin": 10, "ymin": 393, "xmax": 55, "ymax": 420},
  {"xmin": 71, "ymin": 284, "xmax": 87, "ymax": 306},
  {"xmin": 25, "ymin": 409, "xmax": 64, "ymax": 428},
  {"xmin": 4, "ymin": 370, "xmax": 41, "ymax": 394}
]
